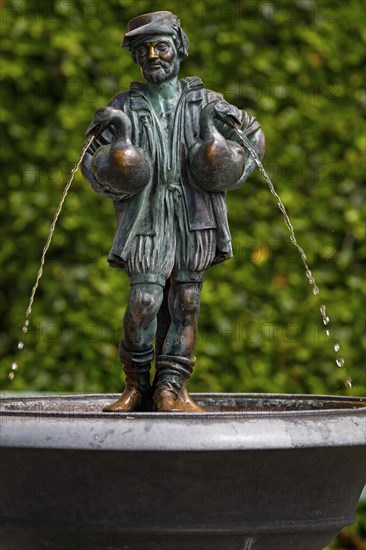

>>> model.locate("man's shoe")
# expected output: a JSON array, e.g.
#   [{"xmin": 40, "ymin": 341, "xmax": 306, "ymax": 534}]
[
  {"xmin": 153, "ymin": 388, "xmax": 180, "ymax": 412},
  {"xmin": 153, "ymin": 354, "xmax": 205, "ymax": 412},
  {"xmin": 103, "ymin": 343, "xmax": 153, "ymax": 412},
  {"xmin": 176, "ymin": 386, "xmax": 204, "ymax": 412},
  {"xmin": 153, "ymin": 386, "xmax": 204, "ymax": 412},
  {"xmin": 103, "ymin": 387, "xmax": 147, "ymax": 412}
]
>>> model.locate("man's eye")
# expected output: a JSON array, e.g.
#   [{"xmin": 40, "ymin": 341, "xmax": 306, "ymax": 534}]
[{"xmin": 157, "ymin": 45, "xmax": 168, "ymax": 52}]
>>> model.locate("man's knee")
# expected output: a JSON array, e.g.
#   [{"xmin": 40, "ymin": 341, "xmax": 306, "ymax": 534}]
[
  {"xmin": 172, "ymin": 283, "xmax": 202, "ymax": 320},
  {"xmin": 128, "ymin": 284, "xmax": 163, "ymax": 322}
]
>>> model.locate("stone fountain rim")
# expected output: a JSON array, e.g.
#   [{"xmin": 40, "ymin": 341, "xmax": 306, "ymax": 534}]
[
  {"xmin": 1, "ymin": 392, "xmax": 365, "ymax": 452},
  {"xmin": 1, "ymin": 391, "xmax": 365, "ymax": 414}
]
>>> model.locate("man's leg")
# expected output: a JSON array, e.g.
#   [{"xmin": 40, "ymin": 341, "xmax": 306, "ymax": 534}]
[
  {"xmin": 124, "ymin": 283, "xmax": 164, "ymax": 352},
  {"xmin": 162, "ymin": 281, "xmax": 202, "ymax": 357},
  {"xmin": 153, "ymin": 280, "xmax": 204, "ymax": 412},
  {"xmin": 103, "ymin": 282, "xmax": 164, "ymax": 412}
]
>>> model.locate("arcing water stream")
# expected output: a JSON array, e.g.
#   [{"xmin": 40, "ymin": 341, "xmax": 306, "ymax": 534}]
[
  {"xmin": 233, "ymin": 127, "xmax": 351, "ymax": 389},
  {"xmin": 8, "ymin": 135, "xmax": 95, "ymax": 381}
]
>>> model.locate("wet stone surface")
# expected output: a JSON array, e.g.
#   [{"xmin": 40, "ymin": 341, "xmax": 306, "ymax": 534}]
[{"xmin": 1, "ymin": 393, "xmax": 365, "ymax": 416}]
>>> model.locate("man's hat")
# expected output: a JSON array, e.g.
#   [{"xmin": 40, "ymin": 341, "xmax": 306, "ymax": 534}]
[{"xmin": 121, "ymin": 11, "xmax": 183, "ymax": 51}]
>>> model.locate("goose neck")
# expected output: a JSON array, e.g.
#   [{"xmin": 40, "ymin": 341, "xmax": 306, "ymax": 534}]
[
  {"xmin": 201, "ymin": 105, "xmax": 221, "ymax": 142},
  {"xmin": 113, "ymin": 113, "xmax": 132, "ymax": 144}
]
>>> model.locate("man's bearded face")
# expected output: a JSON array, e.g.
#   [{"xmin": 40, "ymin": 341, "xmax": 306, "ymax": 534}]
[{"xmin": 134, "ymin": 36, "xmax": 180, "ymax": 83}]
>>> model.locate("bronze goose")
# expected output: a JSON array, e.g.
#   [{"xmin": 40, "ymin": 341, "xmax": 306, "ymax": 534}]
[
  {"xmin": 86, "ymin": 107, "xmax": 151, "ymax": 196},
  {"xmin": 189, "ymin": 100, "xmax": 246, "ymax": 192}
]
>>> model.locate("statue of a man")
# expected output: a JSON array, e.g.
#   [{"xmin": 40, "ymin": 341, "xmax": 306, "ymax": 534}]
[{"xmin": 81, "ymin": 11, "xmax": 265, "ymax": 412}]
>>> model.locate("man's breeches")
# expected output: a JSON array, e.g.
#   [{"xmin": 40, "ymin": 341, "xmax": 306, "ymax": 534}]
[{"xmin": 125, "ymin": 185, "xmax": 217, "ymax": 286}]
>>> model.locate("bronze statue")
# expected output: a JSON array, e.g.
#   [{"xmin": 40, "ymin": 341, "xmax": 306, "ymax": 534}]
[{"xmin": 81, "ymin": 11, "xmax": 265, "ymax": 412}]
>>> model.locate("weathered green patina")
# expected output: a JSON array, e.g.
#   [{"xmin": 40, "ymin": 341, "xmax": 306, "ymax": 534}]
[{"xmin": 81, "ymin": 11, "xmax": 265, "ymax": 412}]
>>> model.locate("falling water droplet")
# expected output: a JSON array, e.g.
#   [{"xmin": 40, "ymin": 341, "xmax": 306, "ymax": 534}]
[
  {"xmin": 325, "ymin": 329, "xmax": 330, "ymax": 336},
  {"xmin": 320, "ymin": 305, "xmax": 327, "ymax": 316},
  {"xmin": 323, "ymin": 316, "xmax": 330, "ymax": 326},
  {"xmin": 18, "ymin": 341, "xmax": 25, "ymax": 350},
  {"xmin": 312, "ymin": 286, "xmax": 319, "ymax": 295},
  {"xmin": 11, "ymin": 362, "xmax": 18, "ymax": 371},
  {"xmin": 334, "ymin": 344, "xmax": 340, "ymax": 353},
  {"xmin": 336, "ymin": 358, "xmax": 345, "ymax": 368},
  {"xmin": 8, "ymin": 372, "xmax": 15, "ymax": 381},
  {"xmin": 344, "ymin": 377, "xmax": 352, "ymax": 389}
]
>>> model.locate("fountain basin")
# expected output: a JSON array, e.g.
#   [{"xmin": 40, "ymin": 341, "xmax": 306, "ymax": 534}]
[{"xmin": 1, "ymin": 393, "xmax": 365, "ymax": 550}]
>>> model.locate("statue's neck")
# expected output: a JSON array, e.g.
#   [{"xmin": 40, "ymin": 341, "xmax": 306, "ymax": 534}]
[
  {"xmin": 146, "ymin": 76, "xmax": 181, "ymax": 120},
  {"xmin": 146, "ymin": 76, "xmax": 180, "ymax": 102}
]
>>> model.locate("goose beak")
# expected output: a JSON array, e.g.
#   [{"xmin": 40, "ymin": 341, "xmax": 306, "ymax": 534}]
[
  {"xmin": 85, "ymin": 120, "xmax": 100, "ymax": 137},
  {"xmin": 215, "ymin": 101, "xmax": 242, "ymax": 129},
  {"xmin": 226, "ymin": 113, "xmax": 241, "ymax": 128},
  {"xmin": 85, "ymin": 107, "xmax": 112, "ymax": 137}
]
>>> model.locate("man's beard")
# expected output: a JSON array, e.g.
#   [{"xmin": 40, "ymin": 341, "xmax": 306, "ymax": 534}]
[{"xmin": 142, "ymin": 60, "xmax": 179, "ymax": 83}]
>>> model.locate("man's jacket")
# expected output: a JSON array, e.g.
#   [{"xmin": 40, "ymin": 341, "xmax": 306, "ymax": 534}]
[{"xmin": 81, "ymin": 76, "xmax": 263, "ymax": 268}]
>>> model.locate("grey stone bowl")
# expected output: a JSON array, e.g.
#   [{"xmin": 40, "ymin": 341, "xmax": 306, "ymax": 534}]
[{"xmin": 1, "ymin": 393, "xmax": 365, "ymax": 550}]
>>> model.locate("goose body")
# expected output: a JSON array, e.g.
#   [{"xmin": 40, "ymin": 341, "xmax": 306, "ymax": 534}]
[
  {"xmin": 89, "ymin": 108, "xmax": 151, "ymax": 196},
  {"xmin": 189, "ymin": 101, "xmax": 245, "ymax": 192}
]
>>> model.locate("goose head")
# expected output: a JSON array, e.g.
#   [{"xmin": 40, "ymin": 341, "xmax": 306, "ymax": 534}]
[
  {"xmin": 211, "ymin": 100, "xmax": 241, "ymax": 129},
  {"xmin": 85, "ymin": 107, "xmax": 132, "ymax": 140}
]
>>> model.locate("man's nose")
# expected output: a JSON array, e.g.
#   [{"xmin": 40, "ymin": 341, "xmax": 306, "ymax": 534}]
[{"xmin": 148, "ymin": 47, "xmax": 159, "ymax": 60}]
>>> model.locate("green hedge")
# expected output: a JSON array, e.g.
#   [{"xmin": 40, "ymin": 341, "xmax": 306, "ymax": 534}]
[{"xmin": 1, "ymin": 0, "xmax": 364, "ymax": 395}]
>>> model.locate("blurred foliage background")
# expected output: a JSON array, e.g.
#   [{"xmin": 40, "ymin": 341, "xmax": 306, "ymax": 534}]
[
  {"xmin": 0, "ymin": 0, "xmax": 365, "ymax": 547},
  {"xmin": 1, "ymin": 0, "xmax": 364, "ymax": 395}
]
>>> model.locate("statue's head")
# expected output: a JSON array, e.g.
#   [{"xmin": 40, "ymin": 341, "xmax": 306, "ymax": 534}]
[{"xmin": 122, "ymin": 11, "xmax": 189, "ymax": 83}]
